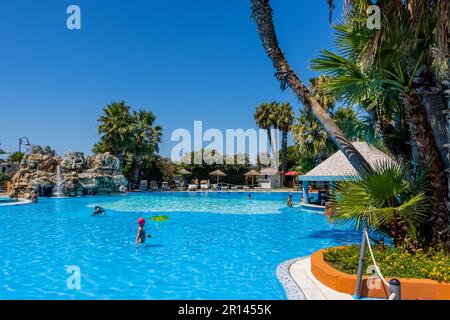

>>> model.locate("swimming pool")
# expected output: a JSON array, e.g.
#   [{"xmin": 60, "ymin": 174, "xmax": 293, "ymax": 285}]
[{"xmin": 0, "ymin": 192, "xmax": 360, "ymax": 299}]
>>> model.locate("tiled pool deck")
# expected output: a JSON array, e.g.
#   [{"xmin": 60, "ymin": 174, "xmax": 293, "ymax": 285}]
[{"xmin": 277, "ymin": 257, "xmax": 353, "ymax": 300}]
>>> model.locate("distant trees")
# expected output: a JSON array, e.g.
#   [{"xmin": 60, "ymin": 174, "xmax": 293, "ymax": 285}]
[
  {"xmin": 7, "ymin": 152, "xmax": 25, "ymax": 164},
  {"xmin": 254, "ymin": 102, "xmax": 294, "ymax": 174},
  {"xmin": 94, "ymin": 101, "xmax": 162, "ymax": 184}
]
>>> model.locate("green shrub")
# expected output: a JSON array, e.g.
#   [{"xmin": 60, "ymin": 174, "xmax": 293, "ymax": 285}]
[{"xmin": 323, "ymin": 245, "xmax": 450, "ymax": 282}]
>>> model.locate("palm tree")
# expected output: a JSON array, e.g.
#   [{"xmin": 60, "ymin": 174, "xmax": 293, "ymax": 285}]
[
  {"xmin": 291, "ymin": 76, "xmax": 371, "ymax": 163},
  {"xmin": 323, "ymin": 1, "xmax": 450, "ymax": 249},
  {"xmin": 254, "ymin": 102, "xmax": 275, "ymax": 149},
  {"xmin": 130, "ymin": 110, "xmax": 162, "ymax": 184},
  {"xmin": 332, "ymin": 161, "xmax": 430, "ymax": 248},
  {"xmin": 7, "ymin": 151, "xmax": 25, "ymax": 164},
  {"xmin": 331, "ymin": 107, "xmax": 371, "ymax": 142},
  {"xmin": 96, "ymin": 101, "xmax": 134, "ymax": 165},
  {"xmin": 250, "ymin": 0, "xmax": 371, "ymax": 174},
  {"xmin": 291, "ymin": 111, "xmax": 329, "ymax": 161},
  {"xmin": 273, "ymin": 102, "xmax": 294, "ymax": 175}
]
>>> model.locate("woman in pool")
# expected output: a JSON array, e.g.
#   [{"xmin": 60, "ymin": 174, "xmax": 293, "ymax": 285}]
[
  {"xmin": 136, "ymin": 217, "xmax": 151, "ymax": 245},
  {"xmin": 324, "ymin": 202, "xmax": 335, "ymax": 223}
]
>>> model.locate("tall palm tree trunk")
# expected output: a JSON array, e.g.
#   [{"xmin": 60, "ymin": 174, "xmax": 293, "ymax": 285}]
[
  {"xmin": 442, "ymin": 33, "xmax": 450, "ymax": 232},
  {"xmin": 250, "ymin": 0, "xmax": 371, "ymax": 174},
  {"xmin": 281, "ymin": 129, "xmax": 288, "ymax": 173},
  {"xmin": 401, "ymin": 90, "xmax": 450, "ymax": 249},
  {"xmin": 280, "ymin": 129, "xmax": 288, "ymax": 187},
  {"xmin": 415, "ymin": 67, "xmax": 449, "ymax": 171},
  {"xmin": 131, "ymin": 155, "xmax": 141, "ymax": 185},
  {"xmin": 443, "ymin": 33, "xmax": 450, "ymax": 220}
]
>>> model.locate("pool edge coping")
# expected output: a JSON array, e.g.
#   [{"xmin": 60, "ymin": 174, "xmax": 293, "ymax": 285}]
[
  {"xmin": 0, "ymin": 198, "xmax": 32, "ymax": 207},
  {"xmin": 276, "ymin": 257, "xmax": 307, "ymax": 300}
]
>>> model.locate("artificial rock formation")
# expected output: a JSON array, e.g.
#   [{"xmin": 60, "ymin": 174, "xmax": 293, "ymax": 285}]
[{"xmin": 9, "ymin": 152, "xmax": 128, "ymax": 199}]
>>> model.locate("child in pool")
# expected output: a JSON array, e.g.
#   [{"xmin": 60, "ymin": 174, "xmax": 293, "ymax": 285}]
[
  {"xmin": 136, "ymin": 218, "xmax": 151, "ymax": 245},
  {"xmin": 92, "ymin": 206, "xmax": 106, "ymax": 216},
  {"xmin": 287, "ymin": 193, "xmax": 293, "ymax": 207}
]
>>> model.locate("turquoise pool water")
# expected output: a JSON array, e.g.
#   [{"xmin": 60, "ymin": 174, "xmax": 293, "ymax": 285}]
[{"xmin": 0, "ymin": 192, "xmax": 360, "ymax": 299}]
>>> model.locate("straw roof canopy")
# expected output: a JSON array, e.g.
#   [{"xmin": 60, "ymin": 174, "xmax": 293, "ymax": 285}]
[
  {"xmin": 178, "ymin": 169, "xmax": 192, "ymax": 175},
  {"xmin": 300, "ymin": 142, "xmax": 395, "ymax": 182},
  {"xmin": 209, "ymin": 170, "xmax": 227, "ymax": 176},
  {"xmin": 244, "ymin": 169, "xmax": 260, "ymax": 176},
  {"xmin": 259, "ymin": 167, "xmax": 279, "ymax": 176}
]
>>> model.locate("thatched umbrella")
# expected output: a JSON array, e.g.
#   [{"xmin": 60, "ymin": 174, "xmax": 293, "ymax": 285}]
[
  {"xmin": 209, "ymin": 169, "xmax": 227, "ymax": 184},
  {"xmin": 244, "ymin": 169, "xmax": 260, "ymax": 187},
  {"xmin": 259, "ymin": 167, "xmax": 279, "ymax": 176},
  {"xmin": 178, "ymin": 169, "xmax": 192, "ymax": 175}
]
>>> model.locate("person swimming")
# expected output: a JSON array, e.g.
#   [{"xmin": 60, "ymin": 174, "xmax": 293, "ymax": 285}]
[
  {"xmin": 92, "ymin": 206, "xmax": 106, "ymax": 216},
  {"xmin": 247, "ymin": 194, "xmax": 252, "ymax": 200},
  {"xmin": 287, "ymin": 193, "xmax": 293, "ymax": 207},
  {"xmin": 136, "ymin": 217, "xmax": 151, "ymax": 245}
]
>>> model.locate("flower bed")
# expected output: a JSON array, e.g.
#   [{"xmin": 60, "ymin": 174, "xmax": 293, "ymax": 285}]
[
  {"xmin": 323, "ymin": 245, "xmax": 450, "ymax": 283},
  {"xmin": 310, "ymin": 247, "xmax": 450, "ymax": 300}
]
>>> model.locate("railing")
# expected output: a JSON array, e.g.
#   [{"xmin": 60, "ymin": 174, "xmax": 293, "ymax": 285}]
[{"xmin": 355, "ymin": 227, "xmax": 401, "ymax": 300}]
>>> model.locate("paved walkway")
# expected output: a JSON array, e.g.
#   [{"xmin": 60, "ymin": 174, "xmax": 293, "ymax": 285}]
[{"xmin": 289, "ymin": 257, "xmax": 353, "ymax": 300}]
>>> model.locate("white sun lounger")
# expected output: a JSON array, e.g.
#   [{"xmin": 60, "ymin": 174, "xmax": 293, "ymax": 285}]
[
  {"xmin": 161, "ymin": 181, "xmax": 170, "ymax": 191},
  {"xmin": 200, "ymin": 180, "xmax": 210, "ymax": 190},
  {"xmin": 188, "ymin": 184, "xmax": 198, "ymax": 191}
]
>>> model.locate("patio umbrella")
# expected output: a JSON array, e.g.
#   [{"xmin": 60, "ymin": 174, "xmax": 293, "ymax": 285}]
[
  {"xmin": 285, "ymin": 171, "xmax": 298, "ymax": 187},
  {"xmin": 209, "ymin": 169, "xmax": 227, "ymax": 184},
  {"xmin": 244, "ymin": 169, "xmax": 259, "ymax": 187}
]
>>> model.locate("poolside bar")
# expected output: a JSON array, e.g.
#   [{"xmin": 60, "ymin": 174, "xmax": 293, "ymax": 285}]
[{"xmin": 299, "ymin": 142, "xmax": 395, "ymax": 207}]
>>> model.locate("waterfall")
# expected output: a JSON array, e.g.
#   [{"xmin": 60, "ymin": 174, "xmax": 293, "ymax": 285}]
[{"xmin": 55, "ymin": 165, "xmax": 63, "ymax": 197}]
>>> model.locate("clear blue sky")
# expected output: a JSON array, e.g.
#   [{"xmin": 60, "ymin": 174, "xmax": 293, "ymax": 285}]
[{"xmin": 0, "ymin": 0, "xmax": 344, "ymax": 158}]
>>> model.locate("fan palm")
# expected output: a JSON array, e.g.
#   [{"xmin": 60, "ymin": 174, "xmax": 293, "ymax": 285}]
[
  {"xmin": 324, "ymin": 1, "xmax": 449, "ymax": 249},
  {"xmin": 96, "ymin": 101, "xmax": 134, "ymax": 164},
  {"xmin": 130, "ymin": 110, "xmax": 162, "ymax": 184},
  {"xmin": 332, "ymin": 161, "xmax": 429, "ymax": 248},
  {"xmin": 7, "ymin": 151, "xmax": 25, "ymax": 164},
  {"xmin": 272, "ymin": 102, "xmax": 294, "ymax": 174},
  {"xmin": 254, "ymin": 102, "xmax": 275, "ymax": 149},
  {"xmin": 291, "ymin": 111, "xmax": 329, "ymax": 160}
]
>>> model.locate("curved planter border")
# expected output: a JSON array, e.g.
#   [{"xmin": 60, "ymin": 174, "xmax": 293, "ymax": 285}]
[
  {"xmin": 276, "ymin": 257, "xmax": 306, "ymax": 300},
  {"xmin": 311, "ymin": 248, "xmax": 450, "ymax": 300}
]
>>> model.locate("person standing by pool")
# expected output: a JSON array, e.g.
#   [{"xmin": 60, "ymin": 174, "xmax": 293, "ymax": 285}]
[
  {"xmin": 287, "ymin": 193, "xmax": 293, "ymax": 207},
  {"xmin": 136, "ymin": 218, "xmax": 151, "ymax": 245}
]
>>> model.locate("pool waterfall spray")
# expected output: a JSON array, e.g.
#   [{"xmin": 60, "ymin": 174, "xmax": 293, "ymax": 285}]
[{"xmin": 55, "ymin": 165, "xmax": 63, "ymax": 197}]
